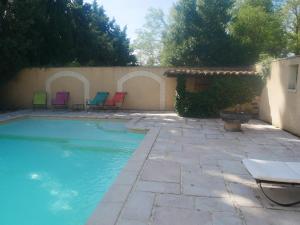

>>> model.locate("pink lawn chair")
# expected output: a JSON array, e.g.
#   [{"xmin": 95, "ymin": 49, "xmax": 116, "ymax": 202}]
[
  {"xmin": 52, "ymin": 91, "xmax": 69, "ymax": 108},
  {"xmin": 104, "ymin": 92, "xmax": 127, "ymax": 109}
]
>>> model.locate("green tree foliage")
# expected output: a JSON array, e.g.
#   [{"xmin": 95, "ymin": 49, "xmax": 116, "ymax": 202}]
[
  {"xmin": 282, "ymin": 0, "xmax": 300, "ymax": 54},
  {"xmin": 175, "ymin": 76, "xmax": 264, "ymax": 117},
  {"xmin": 0, "ymin": 0, "xmax": 136, "ymax": 84},
  {"xmin": 132, "ymin": 8, "xmax": 166, "ymax": 66},
  {"xmin": 236, "ymin": 0, "xmax": 275, "ymax": 12},
  {"xmin": 162, "ymin": 0, "xmax": 237, "ymax": 66},
  {"xmin": 231, "ymin": 0, "xmax": 286, "ymax": 64},
  {"xmin": 160, "ymin": 0, "xmax": 287, "ymax": 66}
]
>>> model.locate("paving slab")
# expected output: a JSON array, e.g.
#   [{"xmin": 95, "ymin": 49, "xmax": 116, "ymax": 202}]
[
  {"xmin": 141, "ymin": 160, "xmax": 181, "ymax": 183},
  {"xmin": 155, "ymin": 194, "xmax": 194, "ymax": 209},
  {"xmin": 182, "ymin": 171, "xmax": 228, "ymax": 198},
  {"xmin": 219, "ymin": 160, "xmax": 249, "ymax": 175},
  {"xmin": 135, "ymin": 181, "xmax": 180, "ymax": 194},
  {"xmin": 195, "ymin": 197, "xmax": 235, "ymax": 213},
  {"xmin": 86, "ymin": 202, "xmax": 123, "ymax": 225},
  {"xmin": 152, "ymin": 207, "xmax": 212, "ymax": 225},
  {"xmin": 120, "ymin": 191, "xmax": 155, "ymax": 222},
  {"xmin": 228, "ymin": 182, "xmax": 263, "ymax": 207},
  {"xmin": 212, "ymin": 212, "xmax": 243, "ymax": 225},
  {"xmin": 241, "ymin": 207, "xmax": 300, "ymax": 225},
  {"xmin": 116, "ymin": 219, "xmax": 148, "ymax": 225}
]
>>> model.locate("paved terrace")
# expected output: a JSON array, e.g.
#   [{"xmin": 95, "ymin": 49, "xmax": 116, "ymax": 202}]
[{"xmin": 1, "ymin": 110, "xmax": 300, "ymax": 225}]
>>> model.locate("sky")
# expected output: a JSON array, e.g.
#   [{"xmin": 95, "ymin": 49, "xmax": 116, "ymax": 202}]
[{"xmin": 85, "ymin": 0, "xmax": 175, "ymax": 41}]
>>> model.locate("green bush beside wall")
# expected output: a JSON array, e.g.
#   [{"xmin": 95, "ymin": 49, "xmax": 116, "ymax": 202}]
[{"xmin": 175, "ymin": 75, "xmax": 264, "ymax": 117}]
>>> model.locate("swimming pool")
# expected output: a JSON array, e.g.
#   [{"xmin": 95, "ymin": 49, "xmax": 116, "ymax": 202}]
[{"xmin": 0, "ymin": 117, "xmax": 145, "ymax": 225}]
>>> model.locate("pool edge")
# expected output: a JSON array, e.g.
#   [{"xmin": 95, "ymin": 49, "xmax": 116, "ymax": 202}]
[{"xmin": 85, "ymin": 127, "xmax": 160, "ymax": 225}]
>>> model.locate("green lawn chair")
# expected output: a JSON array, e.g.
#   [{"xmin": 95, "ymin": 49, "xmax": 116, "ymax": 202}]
[
  {"xmin": 33, "ymin": 91, "xmax": 47, "ymax": 109},
  {"xmin": 86, "ymin": 92, "xmax": 109, "ymax": 110}
]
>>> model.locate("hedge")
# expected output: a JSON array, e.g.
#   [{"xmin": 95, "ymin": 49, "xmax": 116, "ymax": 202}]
[{"xmin": 175, "ymin": 75, "xmax": 264, "ymax": 117}]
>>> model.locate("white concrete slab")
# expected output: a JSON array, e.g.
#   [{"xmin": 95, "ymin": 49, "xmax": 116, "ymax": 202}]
[{"xmin": 243, "ymin": 159, "xmax": 300, "ymax": 184}]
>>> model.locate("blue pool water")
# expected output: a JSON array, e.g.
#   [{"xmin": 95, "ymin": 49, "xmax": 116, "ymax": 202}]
[{"xmin": 0, "ymin": 118, "xmax": 145, "ymax": 225}]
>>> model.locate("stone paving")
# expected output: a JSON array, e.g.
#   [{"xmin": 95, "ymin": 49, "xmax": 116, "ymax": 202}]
[
  {"xmin": 114, "ymin": 113, "xmax": 300, "ymax": 225},
  {"xmin": 1, "ymin": 110, "xmax": 300, "ymax": 225}
]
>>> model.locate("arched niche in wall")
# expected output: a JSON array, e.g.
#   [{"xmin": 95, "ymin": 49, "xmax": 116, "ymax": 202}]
[
  {"xmin": 45, "ymin": 71, "xmax": 90, "ymax": 107},
  {"xmin": 117, "ymin": 71, "xmax": 166, "ymax": 110}
]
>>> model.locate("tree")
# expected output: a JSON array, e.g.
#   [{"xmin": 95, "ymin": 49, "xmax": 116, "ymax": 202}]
[
  {"xmin": 236, "ymin": 0, "xmax": 275, "ymax": 12},
  {"xmin": 40, "ymin": 0, "xmax": 74, "ymax": 65},
  {"xmin": 161, "ymin": 0, "xmax": 236, "ymax": 67},
  {"xmin": 197, "ymin": 0, "xmax": 235, "ymax": 66},
  {"xmin": 0, "ymin": 0, "xmax": 136, "ymax": 85},
  {"xmin": 161, "ymin": 0, "xmax": 288, "ymax": 66},
  {"xmin": 282, "ymin": 0, "xmax": 300, "ymax": 54},
  {"xmin": 231, "ymin": 1, "xmax": 286, "ymax": 63},
  {"xmin": 161, "ymin": 0, "xmax": 199, "ymax": 66},
  {"xmin": 108, "ymin": 22, "xmax": 136, "ymax": 66},
  {"xmin": 132, "ymin": 8, "xmax": 166, "ymax": 66},
  {"xmin": 69, "ymin": 0, "xmax": 95, "ymax": 65},
  {"xmin": 0, "ymin": 0, "xmax": 42, "ymax": 82}
]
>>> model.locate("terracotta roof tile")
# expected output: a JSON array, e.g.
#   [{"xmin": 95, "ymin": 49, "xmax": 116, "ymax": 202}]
[{"xmin": 164, "ymin": 68, "xmax": 258, "ymax": 77}]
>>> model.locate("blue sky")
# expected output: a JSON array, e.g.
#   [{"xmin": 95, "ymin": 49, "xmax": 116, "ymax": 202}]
[{"xmin": 85, "ymin": 0, "xmax": 175, "ymax": 41}]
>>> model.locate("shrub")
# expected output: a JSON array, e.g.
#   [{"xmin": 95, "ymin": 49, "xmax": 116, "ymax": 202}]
[{"xmin": 175, "ymin": 75, "xmax": 264, "ymax": 117}]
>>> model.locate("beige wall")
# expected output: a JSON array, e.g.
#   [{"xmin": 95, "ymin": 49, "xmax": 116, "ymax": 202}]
[
  {"xmin": 122, "ymin": 76, "xmax": 160, "ymax": 110},
  {"xmin": 0, "ymin": 67, "xmax": 177, "ymax": 111},
  {"xmin": 259, "ymin": 56, "xmax": 300, "ymax": 136}
]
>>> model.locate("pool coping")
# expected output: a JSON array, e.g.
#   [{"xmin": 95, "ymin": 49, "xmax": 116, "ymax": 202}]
[
  {"xmin": 86, "ymin": 126, "xmax": 160, "ymax": 225},
  {"xmin": 0, "ymin": 111, "xmax": 159, "ymax": 225}
]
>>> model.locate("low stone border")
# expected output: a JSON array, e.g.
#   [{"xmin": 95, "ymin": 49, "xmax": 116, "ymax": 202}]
[{"xmin": 86, "ymin": 127, "xmax": 160, "ymax": 225}]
